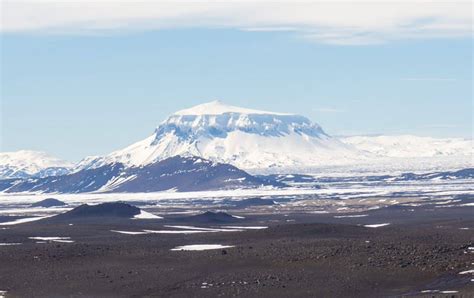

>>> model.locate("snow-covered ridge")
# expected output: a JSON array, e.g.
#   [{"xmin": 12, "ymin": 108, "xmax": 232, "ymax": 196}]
[
  {"xmin": 341, "ymin": 135, "xmax": 473, "ymax": 158},
  {"xmin": 0, "ymin": 150, "xmax": 73, "ymax": 179}
]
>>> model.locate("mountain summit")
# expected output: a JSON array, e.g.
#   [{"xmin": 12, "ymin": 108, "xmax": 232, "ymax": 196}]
[{"xmin": 78, "ymin": 101, "xmax": 361, "ymax": 172}]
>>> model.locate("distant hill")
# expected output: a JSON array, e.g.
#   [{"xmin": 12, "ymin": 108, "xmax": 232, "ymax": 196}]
[
  {"xmin": 231, "ymin": 197, "xmax": 276, "ymax": 208},
  {"xmin": 1, "ymin": 156, "xmax": 285, "ymax": 194},
  {"xmin": 395, "ymin": 168, "xmax": 474, "ymax": 181},
  {"xmin": 30, "ymin": 198, "xmax": 67, "ymax": 208},
  {"xmin": 178, "ymin": 211, "xmax": 243, "ymax": 223},
  {"xmin": 54, "ymin": 203, "xmax": 141, "ymax": 219}
]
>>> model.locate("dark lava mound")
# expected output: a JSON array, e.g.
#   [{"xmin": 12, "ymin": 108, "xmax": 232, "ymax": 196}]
[
  {"xmin": 180, "ymin": 211, "xmax": 242, "ymax": 223},
  {"xmin": 30, "ymin": 198, "xmax": 67, "ymax": 208},
  {"xmin": 233, "ymin": 197, "xmax": 276, "ymax": 208},
  {"xmin": 55, "ymin": 202, "xmax": 140, "ymax": 219}
]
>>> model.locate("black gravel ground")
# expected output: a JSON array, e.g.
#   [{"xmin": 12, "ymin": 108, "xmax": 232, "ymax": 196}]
[{"xmin": 0, "ymin": 206, "xmax": 473, "ymax": 297}]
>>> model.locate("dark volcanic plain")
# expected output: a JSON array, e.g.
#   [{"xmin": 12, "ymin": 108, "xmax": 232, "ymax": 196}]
[{"xmin": 0, "ymin": 206, "xmax": 473, "ymax": 297}]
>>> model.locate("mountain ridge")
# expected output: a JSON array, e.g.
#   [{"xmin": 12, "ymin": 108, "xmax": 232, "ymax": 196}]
[{"xmin": 0, "ymin": 150, "xmax": 73, "ymax": 179}]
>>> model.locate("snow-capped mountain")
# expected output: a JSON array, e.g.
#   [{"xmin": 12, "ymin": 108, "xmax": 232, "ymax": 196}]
[
  {"xmin": 1, "ymin": 102, "xmax": 472, "ymax": 179},
  {"xmin": 78, "ymin": 100, "xmax": 364, "ymax": 171},
  {"xmin": 0, "ymin": 150, "xmax": 73, "ymax": 179}
]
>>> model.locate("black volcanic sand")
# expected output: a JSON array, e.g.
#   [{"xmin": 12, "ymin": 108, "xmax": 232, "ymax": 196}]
[{"xmin": 0, "ymin": 206, "xmax": 473, "ymax": 297}]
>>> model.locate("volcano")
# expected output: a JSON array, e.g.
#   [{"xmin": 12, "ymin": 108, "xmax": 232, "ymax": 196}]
[{"xmin": 78, "ymin": 100, "xmax": 362, "ymax": 172}]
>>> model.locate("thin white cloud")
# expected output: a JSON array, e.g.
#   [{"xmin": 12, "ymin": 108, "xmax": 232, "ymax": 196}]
[
  {"xmin": 401, "ymin": 78, "xmax": 457, "ymax": 81},
  {"xmin": 0, "ymin": 1, "xmax": 472, "ymax": 45},
  {"xmin": 422, "ymin": 124, "xmax": 458, "ymax": 128},
  {"xmin": 313, "ymin": 107, "xmax": 345, "ymax": 113}
]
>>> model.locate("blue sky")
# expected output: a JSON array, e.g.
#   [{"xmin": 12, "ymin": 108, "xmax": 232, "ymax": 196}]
[{"xmin": 1, "ymin": 2, "xmax": 472, "ymax": 161}]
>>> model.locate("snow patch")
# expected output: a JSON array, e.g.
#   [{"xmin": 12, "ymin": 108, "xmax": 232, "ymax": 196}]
[
  {"xmin": 111, "ymin": 230, "xmax": 148, "ymax": 235},
  {"xmin": 220, "ymin": 226, "xmax": 268, "ymax": 230},
  {"xmin": 144, "ymin": 229, "xmax": 214, "ymax": 234},
  {"xmin": 0, "ymin": 216, "xmax": 52, "ymax": 226},
  {"xmin": 364, "ymin": 223, "xmax": 390, "ymax": 228},
  {"xmin": 133, "ymin": 210, "xmax": 163, "ymax": 219},
  {"xmin": 334, "ymin": 214, "xmax": 368, "ymax": 218},
  {"xmin": 171, "ymin": 244, "xmax": 235, "ymax": 251},
  {"xmin": 29, "ymin": 237, "xmax": 74, "ymax": 243}
]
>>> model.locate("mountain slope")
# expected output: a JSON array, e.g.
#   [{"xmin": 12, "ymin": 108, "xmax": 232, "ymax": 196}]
[
  {"xmin": 2, "ymin": 156, "xmax": 283, "ymax": 193},
  {"xmin": 111, "ymin": 155, "xmax": 280, "ymax": 192},
  {"xmin": 78, "ymin": 100, "xmax": 364, "ymax": 171},
  {"xmin": 3, "ymin": 163, "xmax": 125, "ymax": 193},
  {"xmin": 0, "ymin": 150, "xmax": 73, "ymax": 179}
]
